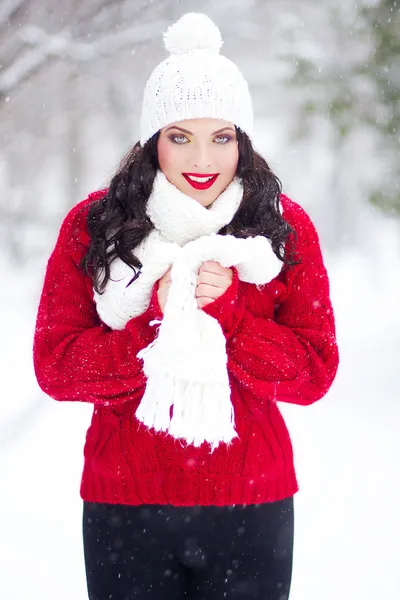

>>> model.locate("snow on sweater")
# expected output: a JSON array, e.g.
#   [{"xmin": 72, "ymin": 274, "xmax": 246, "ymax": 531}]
[{"xmin": 33, "ymin": 191, "xmax": 339, "ymax": 506}]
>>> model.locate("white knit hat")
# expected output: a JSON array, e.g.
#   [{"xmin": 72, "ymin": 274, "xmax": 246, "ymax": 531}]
[{"xmin": 140, "ymin": 13, "xmax": 254, "ymax": 146}]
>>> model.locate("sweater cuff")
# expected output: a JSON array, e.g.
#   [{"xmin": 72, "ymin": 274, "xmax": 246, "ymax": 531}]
[{"xmin": 201, "ymin": 267, "xmax": 245, "ymax": 338}]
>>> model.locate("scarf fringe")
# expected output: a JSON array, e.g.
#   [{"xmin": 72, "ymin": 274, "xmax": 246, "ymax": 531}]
[
  {"xmin": 135, "ymin": 372, "xmax": 237, "ymax": 450},
  {"xmin": 137, "ymin": 304, "xmax": 234, "ymax": 449}
]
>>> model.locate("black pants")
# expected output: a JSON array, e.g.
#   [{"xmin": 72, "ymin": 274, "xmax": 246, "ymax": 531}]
[{"xmin": 83, "ymin": 497, "xmax": 294, "ymax": 600}]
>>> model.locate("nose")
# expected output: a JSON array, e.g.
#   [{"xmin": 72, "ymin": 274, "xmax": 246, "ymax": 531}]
[{"xmin": 192, "ymin": 144, "xmax": 212, "ymax": 171}]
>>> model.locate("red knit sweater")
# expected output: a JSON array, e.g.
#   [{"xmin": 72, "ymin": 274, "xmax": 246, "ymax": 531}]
[{"xmin": 33, "ymin": 191, "xmax": 339, "ymax": 506}]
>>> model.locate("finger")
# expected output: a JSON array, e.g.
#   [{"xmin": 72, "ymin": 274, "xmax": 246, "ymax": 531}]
[
  {"xmin": 199, "ymin": 261, "xmax": 227, "ymax": 276},
  {"xmin": 197, "ymin": 296, "xmax": 214, "ymax": 309},
  {"xmin": 160, "ymin": 270, "xmax": 172, "ymax": 284},
  {"xmin": 159, "ymin": 280, "xmax": 172, "ymax": 291},
  {"xmin": 196, "ymin": 284, "xmax": 222, "ymax": 299},
  {"xmin": 196, "ymin": 271, "xmax": 224, "ymax": 288}
]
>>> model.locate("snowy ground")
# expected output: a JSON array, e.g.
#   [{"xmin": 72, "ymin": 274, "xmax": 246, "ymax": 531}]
[{"xmin": 1, "ymin": 246, "xmax": 400, "ymax": 600}]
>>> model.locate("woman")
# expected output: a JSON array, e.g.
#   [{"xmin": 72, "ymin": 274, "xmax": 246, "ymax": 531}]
[{"xmin": 33, "ymin": 13, "xmax": 339, "ymax": 600}]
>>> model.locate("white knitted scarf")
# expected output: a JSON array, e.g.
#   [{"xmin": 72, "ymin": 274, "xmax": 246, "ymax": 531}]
[{"xmin": 94, "ymin": 171, "xmax": 282, "ymax": 450}]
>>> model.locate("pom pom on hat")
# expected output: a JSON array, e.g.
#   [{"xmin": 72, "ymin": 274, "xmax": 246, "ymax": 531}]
[
  {"xmin": 140, "ymin": 13, "xmax": 253, "ymax": 145},
  {"xmin": 163, "ymin": 13, "xmax": 223, "ymax": 55}
]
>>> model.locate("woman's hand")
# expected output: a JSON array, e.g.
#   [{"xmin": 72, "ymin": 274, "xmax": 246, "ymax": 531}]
[
  {"xmin": 196, "ymin": 261, "xmax": 233, "ymax": 309},
  {"xmin": 157, "ymin": 268, "xmax": 172, "ymax": 313}
]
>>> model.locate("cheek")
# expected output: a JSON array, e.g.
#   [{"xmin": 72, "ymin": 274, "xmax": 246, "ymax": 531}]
[
  {"xmin": 157, "ymin": 137, "xmax": 184, "ymax": 176},
  {"xmin": 157, "ymin": 138, "xmax": 172, "ymax": 173},
  {"xmin": 232, "ymin": 147, "xmax": 239, "ymax": 173},
  {"xmin": 221, "ymin": 144, "xmax": 239, "ymax": 177}
]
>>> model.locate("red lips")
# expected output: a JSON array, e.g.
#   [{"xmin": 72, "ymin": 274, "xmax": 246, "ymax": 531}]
[{"xmin": 182, "ymin": 173, "xmax": 219, "ymax": 190}]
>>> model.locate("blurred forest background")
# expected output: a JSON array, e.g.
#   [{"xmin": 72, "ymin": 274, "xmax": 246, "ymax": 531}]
[
  {"xmin": 1, "ymin": 1, "xmax": 399, "ymax": 600},
  {"xmin": 0, "ymin": 0, "xmax": 399, "ymax": 266}
]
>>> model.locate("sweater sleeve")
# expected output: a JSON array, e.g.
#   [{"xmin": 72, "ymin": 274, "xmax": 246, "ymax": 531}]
[
  {"xmin": 33, "ymin": 197, "xmax": 162, "ymax": 406},
  {"xmin": 203, "ymin": 199, "xmax": 339, "ymax": 407}
]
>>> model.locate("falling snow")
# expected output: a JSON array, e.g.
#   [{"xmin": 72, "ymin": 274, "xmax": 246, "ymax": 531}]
[{"xmin": 1, "ymin": 0, "xmax": 400, "ymax": 598}]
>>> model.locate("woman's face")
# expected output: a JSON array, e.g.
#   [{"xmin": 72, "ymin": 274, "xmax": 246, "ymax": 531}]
[{"xmin": 157, "ymin": 118, "xmax": 239, "ymax": 207}]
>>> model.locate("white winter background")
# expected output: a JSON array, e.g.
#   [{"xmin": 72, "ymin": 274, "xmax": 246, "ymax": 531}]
[{"xmin": 1, "ymin": 1, "xmax": 399, "ymax": 599}]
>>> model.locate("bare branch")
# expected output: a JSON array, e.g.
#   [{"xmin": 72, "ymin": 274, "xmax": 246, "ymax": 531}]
[
  {"xmin": 0, "ymin": 0, "xmax": 27, "ymax": 28},
  {"xmin": 0, "ymin": 19, "xmax": 166, "ymax": 98}
]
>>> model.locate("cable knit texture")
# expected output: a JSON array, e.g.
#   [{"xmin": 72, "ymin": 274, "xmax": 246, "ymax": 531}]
[{"xmin": 33, "ymin": 190, "xmax": 339, "ymax": 506}]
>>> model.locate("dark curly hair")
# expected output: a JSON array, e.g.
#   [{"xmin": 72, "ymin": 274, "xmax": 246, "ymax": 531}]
[{"xmin": 80, "ymin": 128, "xmax": 297, "ymax": 294}]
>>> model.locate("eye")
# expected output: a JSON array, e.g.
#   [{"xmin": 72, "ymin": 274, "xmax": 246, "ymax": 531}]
[
  {"xmin": 214, "ymin": 135, "xmax": 232, "ymax": 144},
  {"xmin": 169, "ymin": 134, "xmax": 189, "ymax": 144}
]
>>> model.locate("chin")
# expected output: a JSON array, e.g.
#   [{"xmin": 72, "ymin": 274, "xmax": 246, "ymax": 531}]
[
  {"xmin": 196, "ymin": 195, "xmax": 217, "ymax": 208},
  {"xmin": 195, "ymin": 186, "xmax": 223, "ymax": 205},
  {"xmin": 183, "ymin": 188, "xmax": 216, "ymax": 207}
]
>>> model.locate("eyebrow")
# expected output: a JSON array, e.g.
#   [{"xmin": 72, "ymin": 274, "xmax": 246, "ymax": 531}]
[{"xmin": 165, "ymin": 125, "xmax": 236, "ymax": 135}]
